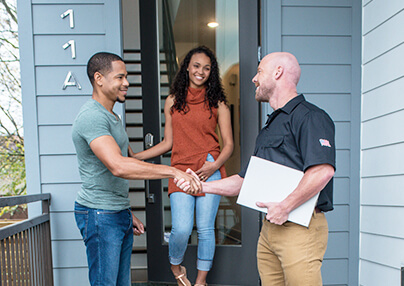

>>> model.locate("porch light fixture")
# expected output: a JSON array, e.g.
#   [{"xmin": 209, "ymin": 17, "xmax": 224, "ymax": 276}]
[{"xmin": 207, "ymin": 22, "xmax": 219, "ymax": 28}]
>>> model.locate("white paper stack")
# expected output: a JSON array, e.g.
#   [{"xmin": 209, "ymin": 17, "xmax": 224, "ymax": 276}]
[{"xmin": 237, "ymin": 156, "xmax": 319, "ymax": 227}]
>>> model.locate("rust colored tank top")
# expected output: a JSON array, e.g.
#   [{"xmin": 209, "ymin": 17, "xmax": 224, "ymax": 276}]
[{"xmin": 168, "ymin": 87, "xmax": 227, "ymax": 196}]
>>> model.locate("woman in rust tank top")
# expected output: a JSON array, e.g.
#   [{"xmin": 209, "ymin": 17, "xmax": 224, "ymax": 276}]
[{"xmin": 135, "ymin": 46, "xmax": 233, "ymax": 286}]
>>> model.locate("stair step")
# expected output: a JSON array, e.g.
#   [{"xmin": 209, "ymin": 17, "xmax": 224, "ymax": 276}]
[
  {"xmin": 129, "ymin": 188, "xmax": 146, "ymax": 192},
  {"xmin": 126, "ymin": 96, "xmax": 143, "ymax": 100},
  {"xmin": 127, "ymin": 71, "xmax": 142, "ymax": 75},
  {"xmin": 123, "ymin": 49, "xmax": 141, "ymax": 53},
  {"xmin": 129, "ymin": 83, "xmax": 142, "ymax": 87},
  {"xmin": 129, "ymin": 180, "xmax": 145, "ymax": 189},
  {"xmin": 130, "ymin": 268, "xmax": 148, "ymax": 284},
  {"xmin": 126, "ymin": 123, "xmax": 143, "ymax": 127},
  {"xmin": 125, "ymin": 60, "xmax": 141, "ymax": 64},
  {"xmin": 124, "ymin": 54, "xmax": 141, "ymax": 61},
  {"xmin": 132, "ymin": 247, "xmax": 147, "ymax": 254},
  {"xmin": 126, "ymin": 109, "xmax": 143, "ymax": 113},
  {"xmin": 128, "ymin": 137, "xmax": 143, "ymax": 142}
]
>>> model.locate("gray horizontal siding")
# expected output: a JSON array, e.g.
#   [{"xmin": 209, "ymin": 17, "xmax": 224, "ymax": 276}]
[
  {"xmin": 32, "ymin": 5, "xmax": 105, "ymax": 34},
  {"xmin": 362, "ymin": 110, "xmax": 404, "ymax": 150},
  {"xmin": 361, "ymin": 207, "xmax": 404, "ymax": 238},
  {"xmin": 363, "ymin": 9, "xmax": 404, "ymax": 64},
  {"xmin": 34, "ymin": 35, "xmax": 106, "ymax": 65},
  {"xmin": 283, "ymin": 36, "xmax": 352, "ymax": 64},
  {"xmin": 361, "ymin": 233, "xmax": 404, "ymax": 278},
  {"xmin": 42, "ymin": 183, "xmax": 81, "ymax": 212},
  {"xmin": 40, "ymin": 155, "xmax": 80, "ymax": 183},
  {"xmin": 53, "ymin": 268, "xmax": 89, "ymax": 286},
  {"xmin": 37, "ymin": 96, "xmax": 90, "ymax": 124},
  {"xmin": 36, "ymin": 67, "xmax": 92, "ymax": 95},
  {"xmin": 39, "ymin": 125, "xmax": 75, "ymax": 154},
  {"xmin": 362, "ymin": 143, "xmax": 404, "ymax": 177},
  {"xmin": 52, "ymin": 240, "xmax": 87, "ymax": 268},
  {"xmin": 322, "ymin": 259, "xmax": 349, "ymax": 285},
  {"xmin": 363, "ymin": 0, "xmax": 403, "ymax": 35},
  {"xmin": 362, "ymin": 43, "xmax": 404, "ymax": 92},
  {"xmin": 362, "ymin": 176, "xmax": 404, "ymax": 206},
  {"xmin": 304, "ymin": 94, "xmax": 351, "ymax": 121},
  {"xmin": 362, "ymin": 77, "xmax": 404, "ymax": 121},
  {"xmin": 334, "ymin": 178, "xmax": 350, "ymax": 203},
  {"xmin": 361, "ymin": 0, "xmax": 404, "ymax": 285},
  {"xmin": 282, "ymin": 7, "xmax": 352, "ymax": 36},
  {"xmin": 360, "ymin": 259, "xmax": 400, "ymax": 286}
]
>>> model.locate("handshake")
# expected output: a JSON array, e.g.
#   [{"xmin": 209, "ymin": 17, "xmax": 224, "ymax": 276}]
[{"xmin": 174, "ymin": 168, "xmax": 204, "ymax": 195}]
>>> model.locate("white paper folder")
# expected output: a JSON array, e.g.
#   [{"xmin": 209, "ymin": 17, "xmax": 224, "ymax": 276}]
[{"xmin": 236, "ymin": 156, "xmax": 319, "ymax": 227}]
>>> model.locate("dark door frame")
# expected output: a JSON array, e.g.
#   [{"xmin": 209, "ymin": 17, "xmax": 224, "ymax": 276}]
[
  {"xmin": 139, "ymin": 0, "xmax": 166, "ymax": 282},
  {"xmin": 139, "ymin": 0, "xmax": 261, "ymax": 284}
]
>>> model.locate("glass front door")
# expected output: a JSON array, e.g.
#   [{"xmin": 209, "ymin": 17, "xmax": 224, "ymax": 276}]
[
  {"xmin": 139, "ymin": 0, "xmax": 261, "ymax": 284},
  {"xmin": 160, "ymin": 0, "xmax": 242, "ymax": 248}
]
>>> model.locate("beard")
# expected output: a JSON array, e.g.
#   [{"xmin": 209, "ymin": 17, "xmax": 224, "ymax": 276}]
[
  {"xmin": 255, "ymin": 89, "xmax": 267, "ymax": 103},
  {"xmin": 255, "ymin": 84, "xmax": 272, "ymax": 103},
  {"xmin": 116, "ymin": 96, "xmax": 126, "ymax": 103}
]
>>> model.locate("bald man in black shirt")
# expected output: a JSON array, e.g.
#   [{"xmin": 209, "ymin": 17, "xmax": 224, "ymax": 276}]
[{"xmin": 176, "ymin": 52, "xmax": 336, "ymax": 286}]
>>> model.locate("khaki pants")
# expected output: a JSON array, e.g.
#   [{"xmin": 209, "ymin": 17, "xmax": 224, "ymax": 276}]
[{"xmin": 257, "ymin": 211, "xmax": 328, "ymax": 286}]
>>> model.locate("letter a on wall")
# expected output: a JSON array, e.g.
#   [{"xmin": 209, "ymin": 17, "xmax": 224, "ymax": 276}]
[{"xmin": 62, "ymin": 71, "xmax": 82, "ymax": 90}]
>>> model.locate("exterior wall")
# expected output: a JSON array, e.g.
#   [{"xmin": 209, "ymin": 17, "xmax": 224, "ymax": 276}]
[
  {"xmin": 360, "ymin": 0, "xmax": 404, "ymax": 285},
  {"xmin": 18, "ymin": 1, "xmax": 123, "ymax": 285},
  {"xmin": 261, "ymin": 1, "xmax": 361, "ymax": 285}
]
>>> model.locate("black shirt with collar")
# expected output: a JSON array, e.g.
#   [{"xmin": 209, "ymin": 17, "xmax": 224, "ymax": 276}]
[{"xmin": 239, "ymin": 94, "xmax": 336, "ymax": 212}]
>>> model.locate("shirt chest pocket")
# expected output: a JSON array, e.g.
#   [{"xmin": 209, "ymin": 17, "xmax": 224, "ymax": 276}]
[{"xmin": 256, "ymin": 135, "xmax": 285, "ymax": 165}]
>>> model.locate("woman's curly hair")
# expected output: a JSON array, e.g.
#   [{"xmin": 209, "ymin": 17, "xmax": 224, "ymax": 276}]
[{"xmin": 170, "ymin": 46, "xmax": 227, "ymax": 114}]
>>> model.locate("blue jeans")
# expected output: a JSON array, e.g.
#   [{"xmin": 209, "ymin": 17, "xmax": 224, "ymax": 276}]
[
  {"xmin": 169, "ymin": 154, "xmax": 222, "ymax": 271},
  {"xmin": 74, "ymin": 202, "xmax": 133, "ymax": 286}
]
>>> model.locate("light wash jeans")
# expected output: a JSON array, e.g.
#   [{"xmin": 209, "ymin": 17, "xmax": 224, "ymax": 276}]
[
  {"xmin": 169, "ymin": 153, "xmax": 222, "ymax": 271},
  {"xmin": 74, "ymin": 202, "xmax": 133, "ymax": 286}
]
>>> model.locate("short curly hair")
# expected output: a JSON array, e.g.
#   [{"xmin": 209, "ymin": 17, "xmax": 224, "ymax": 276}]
[
  {"xmin": 170, "ymin": 46, "xmax": 227, "ymax": 114},
  {"xmin": 87, "ymin": 52, "xmax": 123, "ymax": 85}
]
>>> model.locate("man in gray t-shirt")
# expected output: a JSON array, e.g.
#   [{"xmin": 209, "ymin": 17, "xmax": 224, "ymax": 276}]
[
  {"xmin": 73, "ymin": 98, "xmax": 130, "ymax": 210},
  {"xmin": 72, "ymin": 52, "xmax": 201, "ymax": 286}
]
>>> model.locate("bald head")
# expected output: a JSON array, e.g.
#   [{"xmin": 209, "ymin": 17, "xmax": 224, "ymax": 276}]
[
  {"xmin": 252, "ymin": 52, "xmax": 301, "ymax": 109},
  {"xmin": 261, "ymin": 52, "xmax": 301, "ymax": 86}
]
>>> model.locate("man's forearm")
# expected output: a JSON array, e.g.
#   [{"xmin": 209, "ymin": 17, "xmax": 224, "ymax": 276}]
[
  {"xmin": 280, "ymin": 164, "xmax": 335, "ymax": 213},
  {"xmin": 203, "ymin": 174, "xmax": 244, "ymax": 196},
  {"xmin": 111, "ymin": 156, "xmax": 176, "ymax": 180}
]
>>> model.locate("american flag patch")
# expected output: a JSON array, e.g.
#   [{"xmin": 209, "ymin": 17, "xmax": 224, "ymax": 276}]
[{"xmin": 319, "ymin": 139, "xmax": 331, "ymax": 147}]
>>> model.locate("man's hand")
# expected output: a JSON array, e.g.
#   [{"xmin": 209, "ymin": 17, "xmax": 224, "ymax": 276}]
[
  {"xmin": 131, "ymin": 212, "xmax": 145, "ymax": 236},
  {"xmin": 173, "ymin": 168, "xmax": 202, "ymax": 194},
  {"xmin": 256, "ymin": 201, "xmax": 289, "ymax": 225},
  {"xmin": 255, "ymin": 164, "xmax": 334, "ymax": 226}
]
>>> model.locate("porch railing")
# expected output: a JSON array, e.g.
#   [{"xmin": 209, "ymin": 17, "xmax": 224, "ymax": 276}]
[{"xmin": 0, "ymin": 194, "xmax": 53, "ymax": 286}]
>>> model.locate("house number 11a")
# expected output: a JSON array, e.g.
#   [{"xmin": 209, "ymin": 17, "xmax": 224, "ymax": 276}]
[{"xmin": 60, "ymin": 9, "xmax": 81, "ymax": 90}]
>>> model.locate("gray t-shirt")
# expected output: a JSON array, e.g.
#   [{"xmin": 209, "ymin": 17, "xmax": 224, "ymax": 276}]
[{"xmin": 72, "ymin": 99, "xmax": 130, "ymax": 210}]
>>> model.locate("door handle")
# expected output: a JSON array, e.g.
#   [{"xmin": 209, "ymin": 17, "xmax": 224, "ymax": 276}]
[
  {"xmin": 145, "ymin": 133, "xmax": 154, "ymax": 149},
  {"xmin": 145, "ymin": 179, "xmax": 155, "ymax": 204},
  {"xmin": 144, "ymin": 134, "xmax": 155, "ymax": 204}
]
